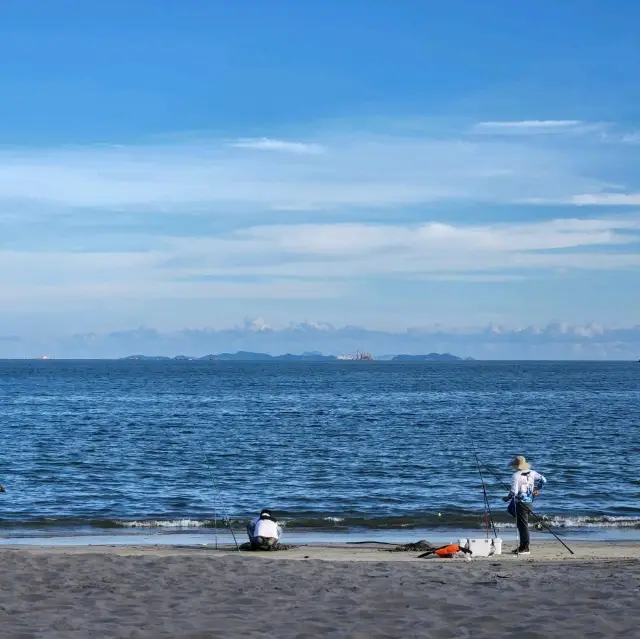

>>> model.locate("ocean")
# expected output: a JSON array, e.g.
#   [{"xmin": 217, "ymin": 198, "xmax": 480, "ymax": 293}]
[{"xmin": 1, "ymin": 360, "xmax": 639, "ymax": 545}]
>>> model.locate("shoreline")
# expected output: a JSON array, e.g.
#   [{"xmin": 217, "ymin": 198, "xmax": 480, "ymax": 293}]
[{"xmin": 2, "ymin": 525, "xmax": 640, "ymax": 548}]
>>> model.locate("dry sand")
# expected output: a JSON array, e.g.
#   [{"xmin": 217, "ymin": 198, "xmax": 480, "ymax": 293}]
[{"xmin": 1, "ymin": 541, "xmax": 639, "ymax": 638}]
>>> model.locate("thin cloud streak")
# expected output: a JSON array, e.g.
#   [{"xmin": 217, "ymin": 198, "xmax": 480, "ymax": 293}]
[
  {"xmin": 471, "ymin": 120, "xmax": 613, "ymax": 139},
  {"xmin": 229, "ymin": 137, "xmax": 325, "ymax": 154},
  {"xmin": 160, "ymin": 215, "xmax": 640, "ymax": 279},
  {"xmin": 568, "ymin": 193, "xmax": 640, "ymax": 206},
  {"xmin": 0, "ymin": 279, "xmax": 345, "ymax": 303},
  {"xmin": 475, "ymin": 119, "xmax": 584, "ymax": 129}
]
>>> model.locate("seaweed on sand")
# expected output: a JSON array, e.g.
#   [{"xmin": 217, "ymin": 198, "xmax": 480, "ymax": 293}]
[
  {"xmin": 387, "ymin": 540, "xmax": 438, "ymax": 553},
  {"xmin": 239, "ymin": 542, "xmax": 297, "ymax": 552}
]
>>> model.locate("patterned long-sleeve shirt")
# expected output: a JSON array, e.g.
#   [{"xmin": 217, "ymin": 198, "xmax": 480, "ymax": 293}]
[{"xmin": 507, "ymin": 470, "xmax": 546, "ymax": 504}]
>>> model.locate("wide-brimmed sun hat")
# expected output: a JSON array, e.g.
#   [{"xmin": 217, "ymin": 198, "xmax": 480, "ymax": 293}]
[{"xmin": 509, "ymin": 455, "xmax": 531, "ymax": 471}]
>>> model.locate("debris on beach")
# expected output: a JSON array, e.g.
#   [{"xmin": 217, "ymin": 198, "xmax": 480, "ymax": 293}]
[
  {"xmin": 239, "ymin": 542, "xmax": 297, "ymax": 552},
  {"xmin": 387, "ymin": 540, "xmax": 438, "ymax": 553}
]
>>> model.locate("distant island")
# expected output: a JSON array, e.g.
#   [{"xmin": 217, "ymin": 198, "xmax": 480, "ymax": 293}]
[
  {"xmin": 120, "ymin": 351, "xmax": 472, "ymax": 362},
  {"xmin": 390, "ymin": 353, "xmax": 471, "ymax": 362}
]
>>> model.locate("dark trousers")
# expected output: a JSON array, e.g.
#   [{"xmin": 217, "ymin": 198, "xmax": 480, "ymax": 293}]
[
  {"xmin": 250, "ymin": 536, "xmax": 278, "ymax": 550},
  {"xmin": 516, "ymin": 501, "xmax": 531, "ymax": 549}
]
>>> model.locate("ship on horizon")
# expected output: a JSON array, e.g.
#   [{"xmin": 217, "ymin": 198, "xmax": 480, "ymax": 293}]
[{"xmin": 337, "ymin": 350, "xmax": 373, "ymax": 361}]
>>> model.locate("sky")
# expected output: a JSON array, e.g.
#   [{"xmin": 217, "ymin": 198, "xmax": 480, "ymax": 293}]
[{"xmin": 1, "ymin": 0, "xmax": 640, "ymax": 358}]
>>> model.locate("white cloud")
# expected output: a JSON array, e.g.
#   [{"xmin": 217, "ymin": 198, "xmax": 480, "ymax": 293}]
[
  {"xmin": 1, "ymin": 119, "xmax": 639, "ymax": 333},
  {"xmin": 568, "ymin": 193, "xmax": 640, "ymax": 206},
  {"xmin": 474, "ymin": 120, "xmax": 584, "ymax": 130},
  {"xmin": 470, "ymin": 120, "xmax": 605, "ymax": 138},
  {"xmin": 235, "ymin": 217, "xmax": 640, "ymax": 255},
  {"xmin": 417, "ymin": 274, "xmax": 528, "ymax": 282},
  {"xmin": 0, "ymin": 277, "xmax": 344, "ymax": 304},
  {"xmin": 621, "ymin": 132, "xmax": 640, "ymax": 144},
  {"xmin": 244, "ymin": 316, "xmax": 273, "ymax": 332},
  {"xmin": 157, "ymin": 215, "xmax": 640, "ymax": 281},
  {"xmin": 471, "ymin": 120, "xmax": 640, "ymax": 149},
  {"xmin": 2, "ymin": 215, "xmax": 638, "ymax": 307},
  {"xmin": 0, "ymin": 122, "xmax": 628, "ymax": 213},
  {"xmin": 0, "ymin": 250, "xmax": 161, "ymax": 286},
  {"xmin": 229, "ymin": 137, "xmax": 325, "ymax": 154}
]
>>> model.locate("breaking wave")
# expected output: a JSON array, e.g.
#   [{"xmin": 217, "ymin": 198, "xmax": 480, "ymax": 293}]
[
  {"xmin": 1, "ymin": 512, "xmax": 639, "ymax": 531},
  {"xmin": 532, "ymin": 515, "xmax": 640, "ymax": 529},
  {"xmin": 116, "ymin": 519, "xmax": 212, "ymax": 528}
]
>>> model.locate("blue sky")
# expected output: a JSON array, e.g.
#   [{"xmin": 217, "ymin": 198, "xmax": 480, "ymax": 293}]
[{"xmin": 1, "ymin": 1, "xmax": 640, "ymax": 357}]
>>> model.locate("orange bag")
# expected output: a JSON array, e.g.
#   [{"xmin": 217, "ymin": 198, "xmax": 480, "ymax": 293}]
[{"xmin": 434, "ymin": 544, "xmax": 460, "ymax": 558}]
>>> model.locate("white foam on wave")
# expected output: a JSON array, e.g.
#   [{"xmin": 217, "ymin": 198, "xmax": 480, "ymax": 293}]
[
  {"xmin": 544, "ymin": 515, "xmax": 640, "ymax": 529},
  {"xmin": 111, "ymin": 514, "xmax": 640, "ymax": 530},
  {"xmin": 116, "ymin": 519, "xmax": 211, "ymax": 528},
  {"xmin": 494, "ymin": 515, "xmax": 640, "ymax": 530}
]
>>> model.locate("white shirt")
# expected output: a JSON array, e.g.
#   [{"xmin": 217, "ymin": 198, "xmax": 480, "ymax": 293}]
[{"xmin": 251, "ymin": 516, "xmax": 281, "ymax": 539}]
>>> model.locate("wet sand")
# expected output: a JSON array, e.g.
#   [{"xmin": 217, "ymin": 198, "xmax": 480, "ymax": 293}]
[{"xmin": 1, "ymin": 541, "xmax": 639, "ymax": 638}]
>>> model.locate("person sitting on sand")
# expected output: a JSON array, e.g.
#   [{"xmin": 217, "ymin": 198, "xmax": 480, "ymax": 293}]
[
  {"xmin": 247, "ymin": 509, "xmax": 282, "ymax": 550},
  {"xmin": 503, "ymin": 456, "xmax": 547, "ymax": 555}
]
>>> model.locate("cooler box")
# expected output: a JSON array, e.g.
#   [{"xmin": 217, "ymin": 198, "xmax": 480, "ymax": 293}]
[{"xmin": 458, "ymin": 538, "xmax": 502, "ymax": 557}]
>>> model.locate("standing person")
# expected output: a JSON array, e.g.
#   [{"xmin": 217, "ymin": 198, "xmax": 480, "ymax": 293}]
[
  {"xmin": 247, "ymin": 508, "xmax": 282, "ymax": 550},
  {"xmin": 503, "ymin": 456, "xmax": 546, "ymax": 555}
]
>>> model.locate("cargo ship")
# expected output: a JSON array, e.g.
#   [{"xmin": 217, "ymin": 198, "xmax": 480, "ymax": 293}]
[{"xmin": 337, "ymin": 350, "xmax": 373, "ymax": 361}]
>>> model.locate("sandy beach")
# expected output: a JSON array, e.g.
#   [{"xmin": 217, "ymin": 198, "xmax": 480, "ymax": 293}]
[{"xmin": 1, "ymin": 541, "xmax": 639, "ymax": 638}]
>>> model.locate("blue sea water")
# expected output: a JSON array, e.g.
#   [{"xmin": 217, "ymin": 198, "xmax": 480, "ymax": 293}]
[{"xmin": 0, "ymin": 360, "xmax": 639, "ymax": 544}]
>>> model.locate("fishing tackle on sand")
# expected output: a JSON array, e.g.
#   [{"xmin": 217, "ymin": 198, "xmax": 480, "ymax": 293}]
[
  {"xmin": 471, "ymin": 441, "xmax": 498, "ymax": 539},
  {"xmin": 201, "ymin": 451, "xmax": 241, "ymax": 552}
]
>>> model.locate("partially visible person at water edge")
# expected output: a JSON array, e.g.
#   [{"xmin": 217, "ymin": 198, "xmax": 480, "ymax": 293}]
[
  {"xmin": 503, "ymin": 455, "xmax": 547, "ymax": 555},
  {"xmin": 247, "ymin": 509, "xmax": 282, "ymax": 550},
  {"xmin": 0, "ymin": 482, "xmax": 5, "ymax": 493}
]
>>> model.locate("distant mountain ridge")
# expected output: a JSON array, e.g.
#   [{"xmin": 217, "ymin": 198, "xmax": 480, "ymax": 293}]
[
  {"xmin": 120, "ymin": 351, "xmax": 471, "ymax": 362},
  {"xmin": 391, "ymin": 353, "xmax": 471, "ymax": 361},
  {"xmin": 5, "ymin": 319, "xmax": 639, "ymax": 360}
]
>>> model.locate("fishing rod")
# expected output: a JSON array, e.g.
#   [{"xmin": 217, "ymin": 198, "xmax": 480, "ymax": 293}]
[
  {"xmin": 463, "ymin": 414, "xmax": 497, "ymax": 539},
  {"xmin": 201, "ymin": 451, "xmax": 241, "ymax": 552},
  {"xmin": 470, "ymin": 441, "xmax": 498, "ymax": 539},
  {"xmin": 477, "ymin": 458, "xmax": 575, "ymax": 556}
]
